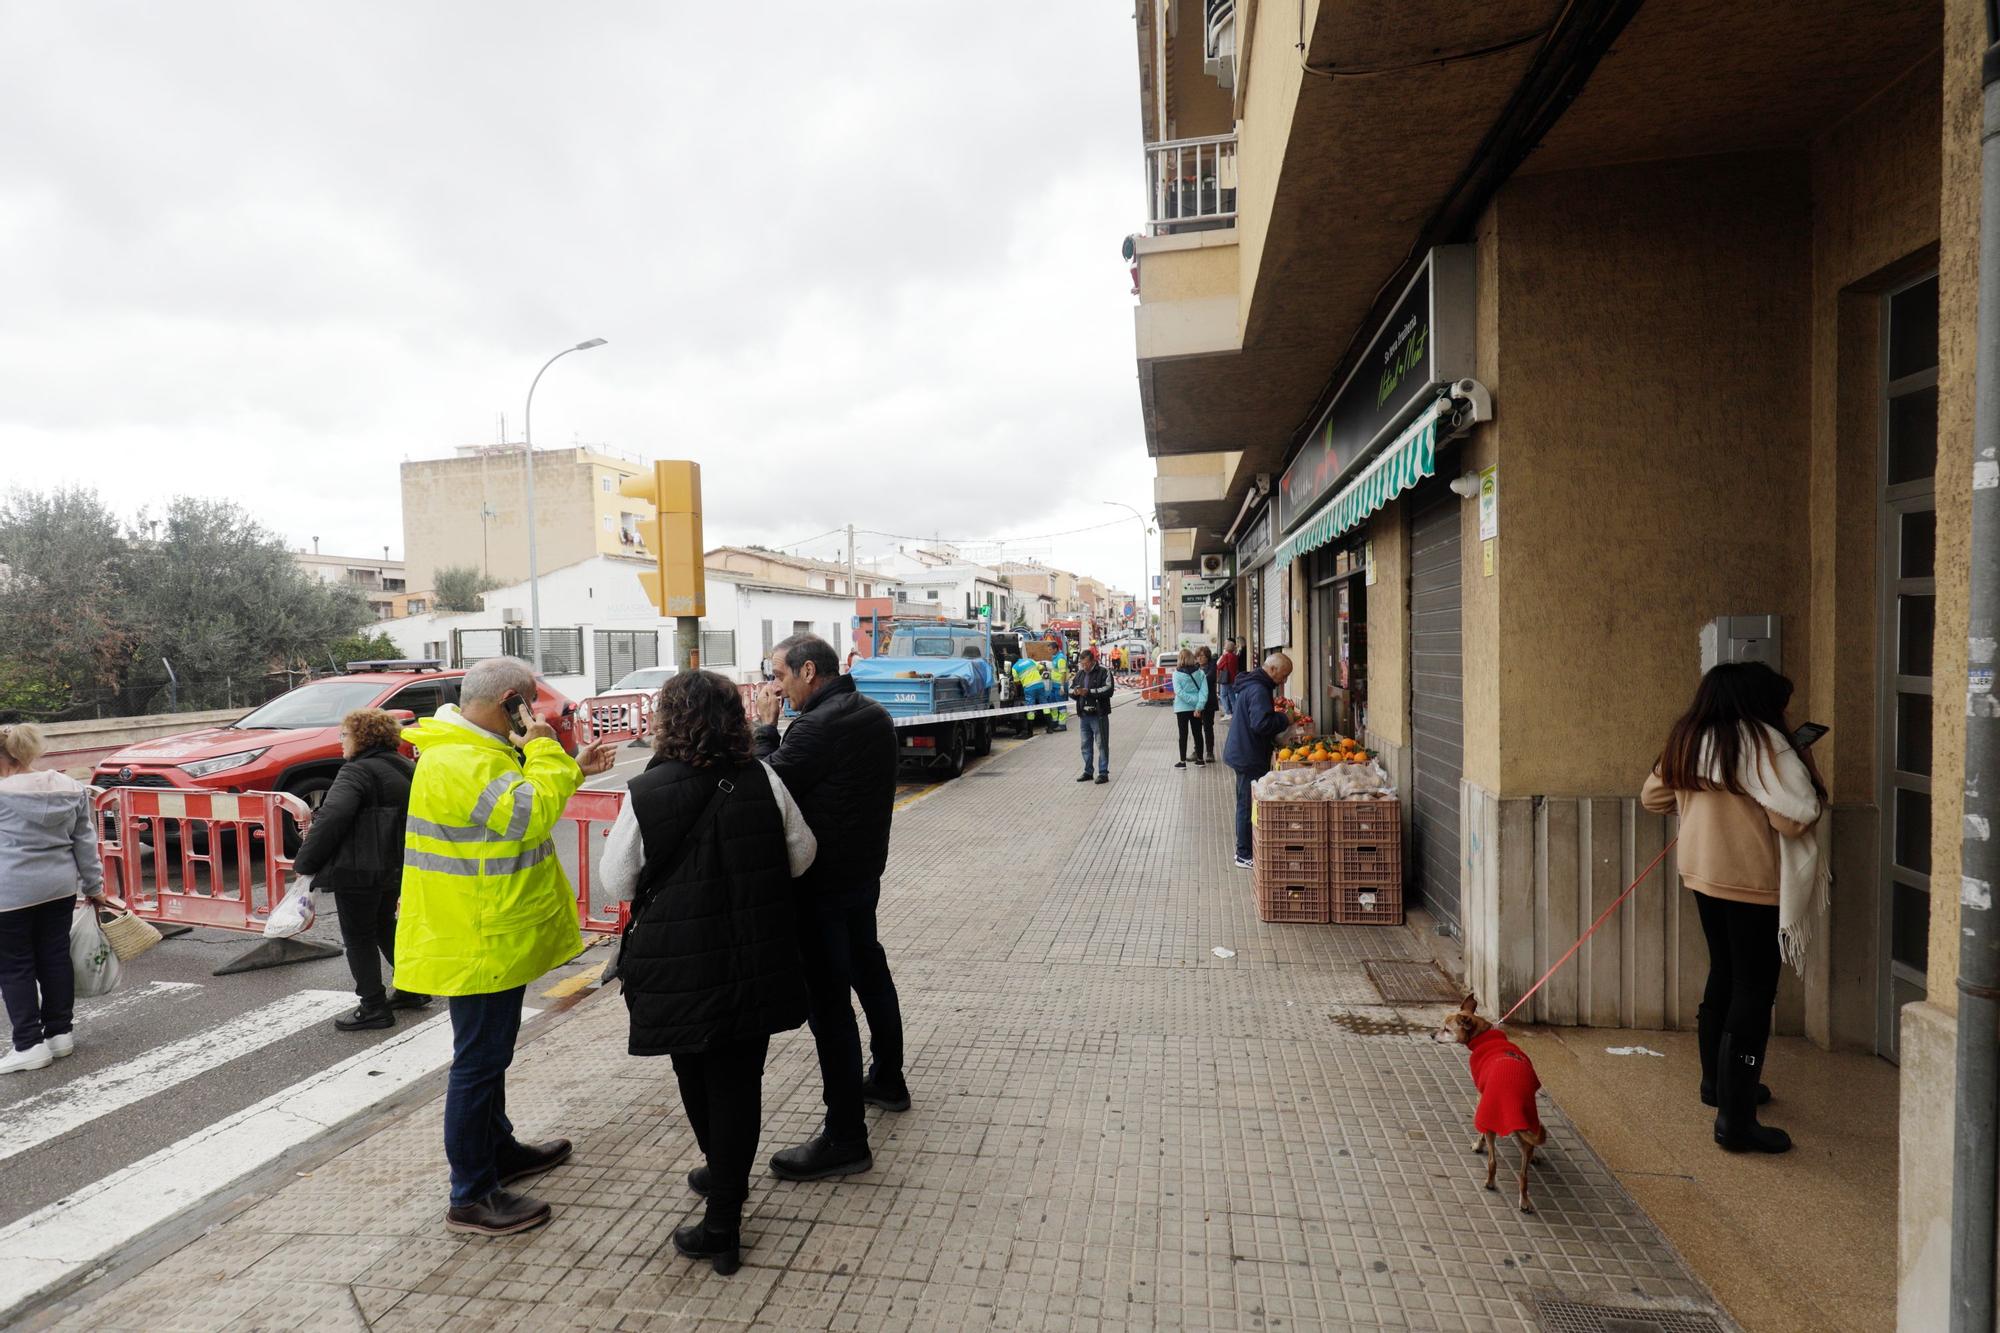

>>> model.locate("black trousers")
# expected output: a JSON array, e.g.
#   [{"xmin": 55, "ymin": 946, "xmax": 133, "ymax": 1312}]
[
  {"xmin": 671, "ymin": 1035, "xmax": 771, "ymax": 1231},
  {"xmin": 799, "ymin": 894, "xmax": 904, "ymax": 1143},
  {"xmin": 1198, "ymin": 707, "xmax": 1217, "ymax": 759},
  {"xmin": 1695, "ymin": 892, "xmax": 1782, "ymax": 1048},
  {"xmin": 333, "ymin": 883, "xmax": 402, "ymax": 1007},
  {"xmin": 0, "ymin": 897, "xmax": 74, "ymax": 1052},
  {"xmin": 1176, "ymin": 710, "xmax": 1205, "ymax": 762}
]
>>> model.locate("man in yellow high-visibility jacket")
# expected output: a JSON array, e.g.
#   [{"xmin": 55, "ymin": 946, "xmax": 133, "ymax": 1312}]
[{"xmin": 395, "ymin": 657, "xmax": 613, "ymax": 1237}]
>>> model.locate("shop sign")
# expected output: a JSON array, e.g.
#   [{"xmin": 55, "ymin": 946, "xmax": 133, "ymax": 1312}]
[
  {"xmin": 1477, "ymin": 465, "xmax": 1498, "ymax": 540},
  {"xmin": 1180, "ymin": 576, "xmax": 1223, "ymax": 600},
  {"xmin": 1235, "ymin": 503, "xmax": 1274, "ymax": 570},
  {"xmin": 1277, "ymin": 246, "xmax": 1475, "ymax": 533}
]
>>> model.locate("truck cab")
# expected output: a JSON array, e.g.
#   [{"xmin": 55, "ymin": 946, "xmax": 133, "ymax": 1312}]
[{"xmin": 849, "ymin": 619, "xmax": 999, "ymax": 777}]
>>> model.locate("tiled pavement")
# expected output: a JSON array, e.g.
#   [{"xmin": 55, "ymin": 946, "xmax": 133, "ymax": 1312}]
[{"xmin": 46, "ymin": 699, "xmax": 1727, "ymax": 1332}]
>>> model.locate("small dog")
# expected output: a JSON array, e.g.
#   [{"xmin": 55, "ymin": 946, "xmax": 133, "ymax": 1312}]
[{"xmin": 1434, "ymin": 994, "xmax": 1548, "ymax": 1214}]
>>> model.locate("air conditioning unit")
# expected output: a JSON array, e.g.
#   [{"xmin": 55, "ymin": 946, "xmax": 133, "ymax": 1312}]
[
  {"xmin": 1198, "ymin": 554, "xmax": 1228, "ymax": 578},
  {"xmin": 500, "ymin": 607, "xmax": 525, "ymax": 626}
]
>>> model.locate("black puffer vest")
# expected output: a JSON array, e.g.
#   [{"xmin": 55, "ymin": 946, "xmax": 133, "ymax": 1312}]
[{"xmin": 619, "ymin": 757, "xmax": 810, "ymax": 1057}]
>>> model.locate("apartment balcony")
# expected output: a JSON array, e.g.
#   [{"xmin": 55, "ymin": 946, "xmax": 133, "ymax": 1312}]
[{"xmin": 1145, "ymin": 134, "xmax": 1237, "ymax": 236}]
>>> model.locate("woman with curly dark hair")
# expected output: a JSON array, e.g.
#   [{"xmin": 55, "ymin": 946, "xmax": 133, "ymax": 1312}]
[
  {"xmin": 292, "ymin": 707, "xmax": 428, "ymax": 1032},
  {"xmin": 599, "ymin": 670, "xmax": 816, "ymax": 1274}
]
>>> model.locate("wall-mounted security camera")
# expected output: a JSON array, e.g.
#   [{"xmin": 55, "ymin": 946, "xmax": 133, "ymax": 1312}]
[{"xmin": 1447, "ymin": 378, "xmax": 1493, "ymax": 426}]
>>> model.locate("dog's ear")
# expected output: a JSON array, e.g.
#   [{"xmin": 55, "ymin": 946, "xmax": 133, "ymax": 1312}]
[{"xmin": 1459, "ymin": 994, "xmax": 1479, "ymax": 1016}]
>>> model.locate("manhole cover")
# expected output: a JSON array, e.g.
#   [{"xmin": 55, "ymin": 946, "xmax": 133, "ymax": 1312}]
[
  {"xmin": 1364, "ymin": 959, "xmax": 1461, "ymax": 1004},
  {"xmin": 1328, "ymin": 1010, "xmax": 1429, "ymax": 1039},
  {"xmin": 1532, "ymin": 1297, "xmax": 1729, "ymax": 1333}
]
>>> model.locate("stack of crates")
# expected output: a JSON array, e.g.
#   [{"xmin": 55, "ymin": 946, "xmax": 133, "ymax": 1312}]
[
  {"xmin": 1329, "ymin": 800, "xmax": 1404, "ymax": 924},
  {"xmin": 1252, "ymin": 800, "xmax": 1331, "ymax": 923}
]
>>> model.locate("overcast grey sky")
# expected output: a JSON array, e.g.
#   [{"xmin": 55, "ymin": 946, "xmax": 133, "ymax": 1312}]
[{"xmin": 0, "ymin": 3, "xmax": 1160, "ymax": 597}]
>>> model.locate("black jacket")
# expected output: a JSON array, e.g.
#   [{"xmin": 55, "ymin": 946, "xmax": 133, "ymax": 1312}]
[
  {"xmin": 619, "ymin": 758, "xmax": 810, "ymax": 1056},
  {"xmin": 1068, "ymin": 664, "xmax": 1114, "ymax": 717},
  {"xmin": 753, "ymin": 676, "xmax": 897, "ymax": 905},
  {"xmin": 1199, "ymin": 662, "xmax": 1219, "ymax": 714},
  {"xmin": 290, "ymin": 746, "xmax": 413, "ymax": 890}
]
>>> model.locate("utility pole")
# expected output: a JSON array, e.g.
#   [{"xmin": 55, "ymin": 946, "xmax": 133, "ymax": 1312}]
[
  {"xmin": 846, "ymin": 523, "xmax": 857, "ymax": 598},
  {"xmin": 521, "ymin": 338, "xmax": 608, "ymax": 673}
]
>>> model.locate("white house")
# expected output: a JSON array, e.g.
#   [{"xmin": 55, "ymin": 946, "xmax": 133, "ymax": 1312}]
[
  {"xmin": 868, "ymin": 546, "xmax": 1013, "ymax": 624},
  {"xmin": 381, "ymin": 554, "xmax": 853, "ymax": 699}
]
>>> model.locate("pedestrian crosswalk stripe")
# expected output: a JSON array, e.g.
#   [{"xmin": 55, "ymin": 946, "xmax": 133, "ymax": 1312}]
[{"xmin": 0, "ymin": 989, "xmax": 355, "ymax": 1166}]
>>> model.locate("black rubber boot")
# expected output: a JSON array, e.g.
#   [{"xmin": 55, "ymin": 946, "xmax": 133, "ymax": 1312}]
[
  {"xmin": 334, "ymin": 1002, "xmax": 393, "ymax": 1032},
  {"xmin": 672, "ymin": 1219, "xmax": 741, "ymax": 1275},
  {"xmin": 1713, "ymin": 1033, "xmax": 1791, "ymax": 1153},
  {"xmin": 1697, "ymin": 1004, "xmax": 1771, "ymax": 1107}
]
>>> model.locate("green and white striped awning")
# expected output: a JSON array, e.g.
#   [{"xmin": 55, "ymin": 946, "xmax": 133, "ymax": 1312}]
[{"xmin": 1274, "ymin": 400, "xmax": 1445, "ymax": 568}]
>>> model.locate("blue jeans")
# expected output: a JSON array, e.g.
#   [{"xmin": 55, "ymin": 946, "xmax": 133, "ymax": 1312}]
[
  {"xmin": 445, "ymin": 986, "xmax": 526, "ymax": 1205},
  {"xmin": 1233, "ymin": 768, "xmax": 1260, "ymax": 861},
  {"xmin": 1078, "ymin": 715, "xmax": 1110, "ymax": 776},
  {"xmin": 1221, "ymin": 682, "xmax": 1237, "ymax": 714}
]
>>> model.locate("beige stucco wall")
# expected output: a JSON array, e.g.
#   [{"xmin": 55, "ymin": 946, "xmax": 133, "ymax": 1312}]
[
  {"xmin": 1484, "ymin": 153, "xmax": 1814, "ymax": 797},
  {"xmin": 401, "ymin": 449, "xmax": 647, "ymax": 596},
  {"xmin": 1459, "ymin": 203, "xmax": 1503, "ymax": 793},
  {"xmin": 1232, "ymin": 0, "xmax": 1307, "ymax": 345}
]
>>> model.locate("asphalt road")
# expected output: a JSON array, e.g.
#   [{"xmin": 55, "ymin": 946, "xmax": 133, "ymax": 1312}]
[{"xmin": 0, "ymin": 723, "xmax": 1066, "ymax": 1233}]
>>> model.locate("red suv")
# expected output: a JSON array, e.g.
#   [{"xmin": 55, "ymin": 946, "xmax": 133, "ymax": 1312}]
[{"xmin": 93, "ymin": 661, "xmax": 578, "ymax": 844}]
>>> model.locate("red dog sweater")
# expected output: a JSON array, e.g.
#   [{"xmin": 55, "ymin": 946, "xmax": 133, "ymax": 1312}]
[{"xmin": 1467, "ymin": 1029, "xmax": 1544, "ymax": 1138}]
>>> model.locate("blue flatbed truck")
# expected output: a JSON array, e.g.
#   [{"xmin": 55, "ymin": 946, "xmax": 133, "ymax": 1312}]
[{"xmin": 848, "ymin": 618, "xmax": 1069, "ymax": 778}]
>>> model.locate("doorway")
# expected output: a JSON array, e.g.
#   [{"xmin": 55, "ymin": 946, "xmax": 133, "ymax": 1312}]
[{"xmin": 1877, "ymin": 271, "xmax": 1938, "ymax": 1063}]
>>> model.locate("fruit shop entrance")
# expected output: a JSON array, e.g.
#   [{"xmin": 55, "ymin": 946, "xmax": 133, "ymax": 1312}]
[{"xmin": 1307, "ymin": 541, "xmax": 1368, "ymax": 743}]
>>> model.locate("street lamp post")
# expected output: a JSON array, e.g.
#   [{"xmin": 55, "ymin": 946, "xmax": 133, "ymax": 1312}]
[
  {"xmin": 1102, "ymin": 500, "xmax": 1154, "ymax": 644},
  {"xmin": 521, "ymin": 338, "xmax": 607, "ymax": 673}
]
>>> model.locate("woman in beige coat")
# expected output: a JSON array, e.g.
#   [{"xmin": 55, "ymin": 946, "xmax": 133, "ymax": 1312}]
[{"xmin": 1642, "ymin": 662, "xmax": 1826, "ymax": 1155}]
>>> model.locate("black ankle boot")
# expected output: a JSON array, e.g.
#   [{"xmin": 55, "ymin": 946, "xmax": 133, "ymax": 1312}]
[
  {"xmin": 1697, "ymin": 1005, "xmax": 1771, "ymax": 1107},
  {"xmin": 334, "ymin": 1002, "xmax": 393, "ymax": 1032},
  {"xmin": 769, "ymin": 1131, "xmax": 872, "ymax": 1182},
  {"xmin": 672, "ymin": 1219, "xmax": 741, "ymax": 1275},
  {"xmin": 1713, "ymin": 1033, "xmax": 1791, "ymax": 1153}
]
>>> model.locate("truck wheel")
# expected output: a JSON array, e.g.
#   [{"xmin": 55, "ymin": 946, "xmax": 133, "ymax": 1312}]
[
  {"xmin": 942, "ymin": 725, "xmax": 967, "ymax": 778},
  {"xmin": 970, "ymin": 721, "xmax": 993, "ymax": 757}
]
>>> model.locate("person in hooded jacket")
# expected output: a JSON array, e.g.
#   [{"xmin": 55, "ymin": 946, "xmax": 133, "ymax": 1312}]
[
  {"xmin": 1222, "ymin": 651, "xmax": 1295, "ymax": 869},
  {"xmin": 0, "ymin": 723, "xmax": 105, "ymax": 1074},
  {"xmin": 290, "ymin": 707, "xmax": 428, "ymax": 1032},
  {"xmin": 601, "ymin": 670, "xmax": 817, "ymax": 1274}
]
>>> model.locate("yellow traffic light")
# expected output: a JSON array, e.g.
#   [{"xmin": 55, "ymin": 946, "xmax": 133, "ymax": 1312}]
[{"xmin": 619, "ymin": 461, "xmax": 706, "ymax": 616}]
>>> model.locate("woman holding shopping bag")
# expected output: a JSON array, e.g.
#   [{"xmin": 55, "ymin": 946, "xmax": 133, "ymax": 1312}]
[
  {"xmin": 1641, "ymin": 662, "xmax": 1828, "ymax": 1154},
  {"xmin": 0, "ymin": 723, "xmax": 105, "ymax": 1074},
  {"xmin": 1171, "ymin": 650, "xmax": 1210, "ymax": 768},
  {"xmin": 291, "ymin": 708, "xmax": 427, "ymax": 1032}
]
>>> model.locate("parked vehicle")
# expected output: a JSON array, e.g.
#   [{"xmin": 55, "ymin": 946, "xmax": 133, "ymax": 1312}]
[
  {"xmin": 92, "ymin": 660, "xmax": 579, "ymax": 850},
  {"xmin": 849, "ymin": 620, "xmax": 1001, "ymax": 778},
  {"xmin": 585, "ymin": 665, "xmax": 678, "ymax": 742}
]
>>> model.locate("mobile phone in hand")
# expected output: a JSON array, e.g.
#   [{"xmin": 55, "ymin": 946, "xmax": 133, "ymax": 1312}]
[
  {"xmin": 1790, "ymin": 721, "xmax": 1829, "ymax": 750},
  {"xmin": 503, "ymin": 691, "xmax": 533, "ymax": 733}
]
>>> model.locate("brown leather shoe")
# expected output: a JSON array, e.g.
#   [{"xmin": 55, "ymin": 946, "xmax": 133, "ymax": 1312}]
[
  {"xmin": 497, "ymin": 1138, "xmax": 573, "ymax": 1187},
  {"xmin": 444, "ymin": 1189, "xmax": 552, "ymax": 1236}
]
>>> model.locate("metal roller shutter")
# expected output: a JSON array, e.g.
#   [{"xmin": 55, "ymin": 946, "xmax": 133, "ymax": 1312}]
[{"xmin": 1408, "ymin": 487, "xmax": 1464, "ymax": 933}]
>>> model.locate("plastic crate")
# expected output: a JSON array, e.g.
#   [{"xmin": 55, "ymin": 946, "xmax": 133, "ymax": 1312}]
[
  {"xmin": 1332, "ymin": 879, "xmax": 1404, "ymax": 925},
  {"xmin": 1258, "ymin": 879, "xmax": 1332, "ymax": 924},
  {"xmin": 1254, "ymin": 837, "xmax": 1330, "ymax": 881},
  {"xmin": 1252, "ymin": 798, "xmax": 1328, "ymax": 842},
  {"xmin": 1328, "ymin": 799, "xmax": 1401, "ymax": 845},
  {"xmin": 1331, "ymin": 841, "xmax": 1402, "ymax": 883}
]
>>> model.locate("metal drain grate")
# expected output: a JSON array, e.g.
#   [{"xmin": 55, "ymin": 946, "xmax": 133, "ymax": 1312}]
[
  {"xmin": 1364, "ymin": 958, "xmax": 1461, "ymax": 1003},
  {"xmin": 1532, "ymin": 1296, "xmax": 1729, "ymax": 1333}
]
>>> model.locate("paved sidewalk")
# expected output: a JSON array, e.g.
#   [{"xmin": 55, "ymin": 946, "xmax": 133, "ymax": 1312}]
[{"xmin": 42, "ymin": 700, "xmax": 1726, "ymax": 1332}]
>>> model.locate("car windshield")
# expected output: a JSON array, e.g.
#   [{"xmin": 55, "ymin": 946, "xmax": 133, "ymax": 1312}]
[
  {"xmin": 890, "ymin": 634, "xmax": 954, "ymax": 657},
  {"xmin": 231, "ymin": 680, "xmax": 387, "ymax": 730},
  {"xmin": 611, "ymin": 668, "xmax": 674, "ymax": 691}
]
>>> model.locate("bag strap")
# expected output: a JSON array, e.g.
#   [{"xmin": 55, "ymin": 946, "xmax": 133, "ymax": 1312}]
[{"xmin": 624, "ymin": 773, "xmax": 736, "ymax": 931}]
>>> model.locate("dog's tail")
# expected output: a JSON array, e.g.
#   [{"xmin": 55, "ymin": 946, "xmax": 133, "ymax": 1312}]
[{"xmin": 1524, "ymin": 1127, "xmax": 1548, "ymax": 1149}]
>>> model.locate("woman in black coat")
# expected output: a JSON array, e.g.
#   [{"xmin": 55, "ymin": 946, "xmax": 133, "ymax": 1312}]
[
  {"xmin": 600, "ymin": 670, "xmax": 816, "ymax": 1274},
  {"xmin": 290, "ymin": 708, "xmax": 427, "ymax": 1032}
]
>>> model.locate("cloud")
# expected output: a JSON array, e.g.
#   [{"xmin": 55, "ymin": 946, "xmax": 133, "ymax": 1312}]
[{"xmin": 0, "ymin": 1, "xmax": 1159, "ymax": 591}]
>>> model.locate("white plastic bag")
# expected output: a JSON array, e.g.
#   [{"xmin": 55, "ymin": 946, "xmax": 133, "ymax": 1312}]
[
  {"xmin": 262, "ymin": 874, "xmax": 317, "ymax": 939},
  {"xmin": 71, "ymin": 902, "xmax": 123, "ymax": 998}
]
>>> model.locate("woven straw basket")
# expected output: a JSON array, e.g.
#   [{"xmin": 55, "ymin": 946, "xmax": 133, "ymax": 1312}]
[{"xmin": 98, "ymin": 908, "xmax": 163, "ymax": 963}]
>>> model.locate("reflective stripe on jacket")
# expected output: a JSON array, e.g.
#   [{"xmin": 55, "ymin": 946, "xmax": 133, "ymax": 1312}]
[{"xmin": 393, "ymin": 706, "xmax": 586, "ymax": 996}]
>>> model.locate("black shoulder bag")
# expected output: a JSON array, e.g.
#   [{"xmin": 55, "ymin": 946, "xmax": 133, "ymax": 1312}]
[{"xmin": 602, "ymin": 774, "xmax": 735, "ymax": 985}]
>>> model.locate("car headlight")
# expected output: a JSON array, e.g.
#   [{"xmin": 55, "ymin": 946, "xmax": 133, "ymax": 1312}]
[{"xmin": 179, "ymin": 749, "xmax": 269, "ymax": 779}]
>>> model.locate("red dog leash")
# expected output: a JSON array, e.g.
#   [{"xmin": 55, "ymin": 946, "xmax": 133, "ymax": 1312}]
[{"xmin": 1496, "ymin": 837, "xmax": 1679, "ymax": 1027}]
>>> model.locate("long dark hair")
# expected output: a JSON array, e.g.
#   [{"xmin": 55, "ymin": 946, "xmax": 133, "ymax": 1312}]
[
  {"xmin": 1657, "ymin": 662, "xmax": 1815, "ymax": 798},
  {"xmin": 652, "ymin": 670, "xmax": 754, "ymax": 770}
]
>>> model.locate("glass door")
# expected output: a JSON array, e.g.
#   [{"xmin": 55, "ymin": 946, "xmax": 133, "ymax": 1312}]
[{"xmin": 1878, "ymin": 271, "xmax": 1938, "ymax": 1063}]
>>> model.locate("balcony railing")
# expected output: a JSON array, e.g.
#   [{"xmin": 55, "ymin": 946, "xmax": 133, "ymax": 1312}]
[{"xmin": 1145, "ymin": 134, "xmax": 1238, "ymax": 235}]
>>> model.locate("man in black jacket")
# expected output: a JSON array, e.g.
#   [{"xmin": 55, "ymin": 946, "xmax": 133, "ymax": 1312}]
[
  {"xmin": 1067, "ymin": 648, "xmax": 1115, "ymax": 783},
  {"xmin": 753, "ymin": 633, "xmax": 906, "ymax": 1181}
]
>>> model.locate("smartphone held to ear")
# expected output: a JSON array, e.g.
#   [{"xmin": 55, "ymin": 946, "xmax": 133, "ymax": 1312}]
[{"xmin": 502, "ymin": 691, "xmax": 534, "ymax": 733}]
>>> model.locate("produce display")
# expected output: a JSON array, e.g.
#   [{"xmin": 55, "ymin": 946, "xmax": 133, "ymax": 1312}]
[{"xmin": 1256, "ymin": 717, "xmax": 1395, "ymax": 802}]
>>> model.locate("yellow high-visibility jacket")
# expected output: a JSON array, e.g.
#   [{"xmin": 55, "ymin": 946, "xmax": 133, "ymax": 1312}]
[{"xmin": 393, "ymin": 706, "xmax": 585, "ymax": 996}]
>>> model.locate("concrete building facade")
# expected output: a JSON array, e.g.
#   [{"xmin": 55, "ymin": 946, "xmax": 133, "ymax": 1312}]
[
  {"xmin": 399, "ymin": 445, "xmax": 654, "ymax": 597},
  {"xmin": 1126, "ymin": 1, "xmax": 1982, "ymax": 1322},
  {"xmin": 292, "ymin": 550, "xmax": 405, "ymax": 621}
]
